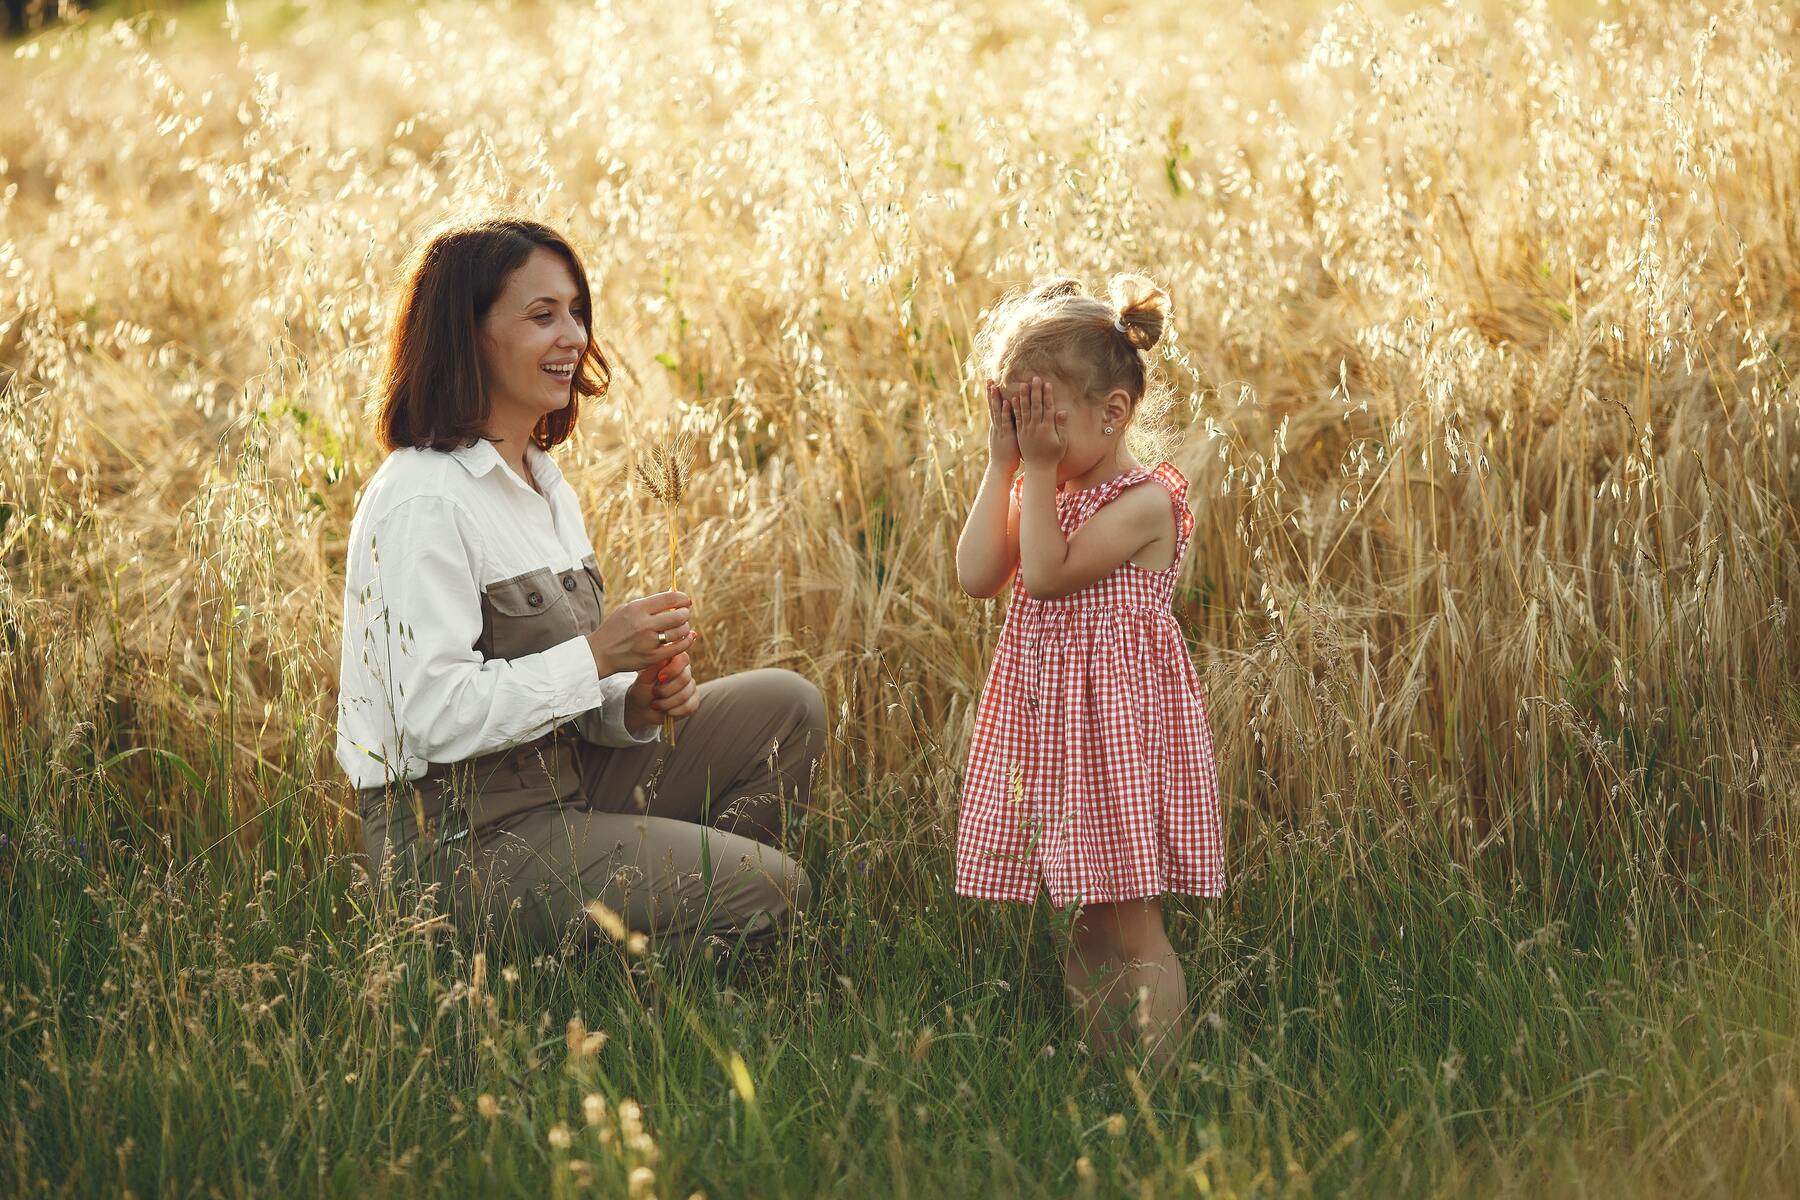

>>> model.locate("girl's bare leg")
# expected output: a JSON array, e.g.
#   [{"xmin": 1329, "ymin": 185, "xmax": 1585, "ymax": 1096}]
[
  {"xmin": 1064, "ymin": 924, "xmax": 1121, "ymax": 1054},
  {"xmin": 1066, "ymin": 897, "xmax": 1187, "ymax": 1074}
]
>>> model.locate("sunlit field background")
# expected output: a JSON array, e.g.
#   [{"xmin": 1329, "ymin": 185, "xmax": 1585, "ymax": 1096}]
[{"xmin": 3, "ymin": 0, "xmax": 1798, "ymax": 1195}]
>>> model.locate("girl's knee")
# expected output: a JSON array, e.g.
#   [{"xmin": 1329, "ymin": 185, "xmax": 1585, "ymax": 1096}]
[{"xmin": 1071, "ymin": 896, "xmax": 1166, "ymax": 955}]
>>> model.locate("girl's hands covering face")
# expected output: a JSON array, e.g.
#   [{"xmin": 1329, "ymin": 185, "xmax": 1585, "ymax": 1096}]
[
  {"xmin": 1012, "ymin": 376, "xmax": 1067, "ymax": 467},
  {"xmin": 985, "ymin": 378, "xmax": 1020, "ymax": 472}
]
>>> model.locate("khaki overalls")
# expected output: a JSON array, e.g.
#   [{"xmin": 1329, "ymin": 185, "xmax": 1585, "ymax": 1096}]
[{"xmin": 357, "ymin": 554, "xmax": 823, "ymax": 955}]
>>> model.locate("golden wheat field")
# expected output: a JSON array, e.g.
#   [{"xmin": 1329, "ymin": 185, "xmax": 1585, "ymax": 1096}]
[{"xmin": 2, "ymin": 0, "xmax": 1799, "ymax": 1196}]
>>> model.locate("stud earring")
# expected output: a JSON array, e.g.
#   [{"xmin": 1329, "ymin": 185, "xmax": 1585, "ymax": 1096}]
[{"xmin": 1103, "ymin": 425, "xmax": 1115, "ymax": 435}]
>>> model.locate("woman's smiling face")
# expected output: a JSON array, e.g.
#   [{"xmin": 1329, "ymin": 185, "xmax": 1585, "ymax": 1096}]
[{"xmin": 477, "ymin": 246, "xmax": 589, "ymax": 424}]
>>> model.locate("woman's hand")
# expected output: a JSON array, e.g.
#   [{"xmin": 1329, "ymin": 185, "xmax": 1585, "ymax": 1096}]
[
  {"xmin": 625, "ymin": 650, "xmax": 699, "ymax": 736},
  {"xmin": 1014, "ymin": 376, "xmax": 1067, "ymax": 468},
  {"xmin": 986, "ymin": 378, "xmax": 1020, "ymax": 475},
  {"xmin": 586, "ymin": 590, "xmax": 698, "ymax": 676}
]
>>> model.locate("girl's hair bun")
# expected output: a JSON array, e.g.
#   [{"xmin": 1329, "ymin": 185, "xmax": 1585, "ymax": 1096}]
[
  {"xmin": 1028, "ymin": 276, "xmax": 1085, "ymax": 303},
  {"xmin": 1108, "ymin": 273, "xmax": 1171, "ymax": 352}
]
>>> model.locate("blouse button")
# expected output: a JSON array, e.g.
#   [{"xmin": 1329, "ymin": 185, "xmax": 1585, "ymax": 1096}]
[
  {"xmin": 527, "ymin": 591, "xmax": 544, "ymax": 608},
  {"xmin": 562, "ymin": 576, "xmax": 577, "ymax": 591}
]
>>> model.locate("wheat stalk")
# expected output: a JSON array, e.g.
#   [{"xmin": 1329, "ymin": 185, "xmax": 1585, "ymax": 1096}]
[{"xmin": 633, "ymin": 437, "xmax": 691, "ymax": 746}]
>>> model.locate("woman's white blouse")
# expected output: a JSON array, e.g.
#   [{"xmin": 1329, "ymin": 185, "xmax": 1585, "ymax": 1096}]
[{"xmin": 335, "ymin": 438, "xmax": 657, "ymax": 791}]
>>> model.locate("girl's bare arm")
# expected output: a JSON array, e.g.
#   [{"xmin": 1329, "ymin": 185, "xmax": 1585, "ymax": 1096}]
[
  {"xmin": 955, "ymin": 380, "xmax": 1022, "ymax": 598},
  {"xmin": 1014, "ymin": 376, "xmax": 1168, "ymax": 599}
]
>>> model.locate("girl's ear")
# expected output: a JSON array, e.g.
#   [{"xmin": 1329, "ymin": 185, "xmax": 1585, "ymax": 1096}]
[{"xmin": 1103, "ymin": 388, "xmax": 1134, "ymax": 427}]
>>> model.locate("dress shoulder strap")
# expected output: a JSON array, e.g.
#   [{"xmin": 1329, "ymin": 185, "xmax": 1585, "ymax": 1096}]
[
  {"xmin": 1143, "ymin": 461, "xmax": 1195, "ymax": 557},
  {"xmin": 1089, "ymin": 465, "xmax": 1155, "ymax": 507}
]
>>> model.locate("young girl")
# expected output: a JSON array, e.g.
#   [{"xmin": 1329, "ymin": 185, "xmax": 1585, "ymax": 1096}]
[{"xmin": 953, "ymin": 273, "xmax": 1226, "ymax": 1072}]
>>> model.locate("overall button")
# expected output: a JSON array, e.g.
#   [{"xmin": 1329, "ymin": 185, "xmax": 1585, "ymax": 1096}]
[
  {"xmin": 527, "ymin": 591, "xmax": 544, "ymax": 608},
  {"xmin": 562, "ymin": 576, "xmax": 577, "ymax": 591}
]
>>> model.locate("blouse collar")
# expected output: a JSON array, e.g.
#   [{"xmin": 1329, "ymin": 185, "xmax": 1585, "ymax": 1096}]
[{"xmin": 446, "ymin": 437, "xmax": 565, "ymax": 494}]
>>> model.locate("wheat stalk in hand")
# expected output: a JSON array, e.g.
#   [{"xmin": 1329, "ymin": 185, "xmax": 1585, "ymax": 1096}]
[{"xmin": 633, "ymin": 438, "xmax": 690, "ymax": 745}]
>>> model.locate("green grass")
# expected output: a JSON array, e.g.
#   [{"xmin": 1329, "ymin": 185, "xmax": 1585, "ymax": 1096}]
[
  {"xmin": 3, "ymin": 0, "xmax": 1798, "ymax": 1193},
  {"xmin": 5, "ymin": 757, "xmax": 1798, "ymax": 1198}
]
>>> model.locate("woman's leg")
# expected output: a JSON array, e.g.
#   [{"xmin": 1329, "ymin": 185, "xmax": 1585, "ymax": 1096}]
[
  {"xmin": 369, "ymin": 669, "xmax": 828, "ymax": 956},
  {"xmin": 457, "ymin": 806, "xmax": 811, "ymax": 955},
  {"xmin": 1065, "ymin": 897, "xmax": 1188, "ymax": 1074},
  {"xmin": 445, "ymin": 668, "xmax": 827, "ymax": 955},
  {"xmin": 582, "ymin": 668, "xmax": 827, "ymax": 846}
]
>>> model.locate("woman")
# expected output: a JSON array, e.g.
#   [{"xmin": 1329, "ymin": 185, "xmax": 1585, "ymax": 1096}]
[{"xmin": 336, "ymin": 217, "xmax": 824, "ymax": 954}]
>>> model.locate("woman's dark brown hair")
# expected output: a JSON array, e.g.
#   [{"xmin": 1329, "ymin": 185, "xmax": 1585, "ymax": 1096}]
[{"xmin": 375, "ymin": 218, "xmax": 611, "ymax": 453}]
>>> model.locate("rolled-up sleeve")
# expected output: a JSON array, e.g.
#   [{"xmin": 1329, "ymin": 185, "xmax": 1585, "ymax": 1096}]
[
  {"xmin": 347, "ymin": 495, "xmax": 606, "ymax": 773},
  {"xmin": 574, "ymin": 671, "xmax": 663, "ymax": 748}
]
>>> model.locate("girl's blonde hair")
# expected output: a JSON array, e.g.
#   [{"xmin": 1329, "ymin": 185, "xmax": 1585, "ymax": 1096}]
[{"xmin": 971, "ymin": 273, "xmax": 1178, "ymax": 462}]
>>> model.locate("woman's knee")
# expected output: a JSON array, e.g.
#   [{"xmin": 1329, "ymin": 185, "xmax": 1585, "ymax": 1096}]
[
  {"xmin": 749, "ymin": 668, "xmax": 826, "ymax": 743},
  {"xmin": 744, "ymin": 668, "xmax": 827, "ymax": 782}
]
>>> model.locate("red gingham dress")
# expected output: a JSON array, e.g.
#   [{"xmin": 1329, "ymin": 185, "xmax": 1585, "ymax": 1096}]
[{"xmin": 954, "ymin": 461, "xmax": 1226, "ymax": 907}]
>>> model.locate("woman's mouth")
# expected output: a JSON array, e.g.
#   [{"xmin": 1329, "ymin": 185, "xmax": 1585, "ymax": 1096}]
[{"xmin": 542, "ymin": 362, "xmax": 575, "ymax": 380}]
